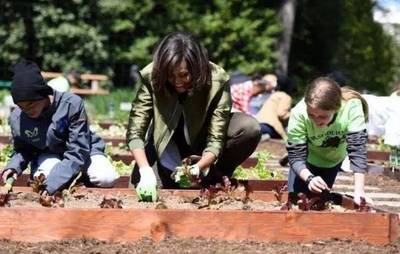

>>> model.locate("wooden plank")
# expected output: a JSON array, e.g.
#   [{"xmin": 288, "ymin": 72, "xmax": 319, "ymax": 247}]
[
  {"xmin": 80, "ymin": 73, "xmax": 108, "ymax": 81},
  {"xmin": 240, "ymin": 157, "xmax": 257, "ymax": 168},
  {"xmin": 0, "ymin": 135, "xmax": 11, "ymax": 144},
  {"xmin": 70, "ymin": 87, "xmax": 109, "ymax": 96},
  {"xmin": 41, "ymin": 72, "xmax": 108, "ymax": 81},
  {"xmin": 367, "ymin": 151, "xmax": 390, "ymax": 161},
  {"xmin": 0, "ymin": 208, "xmax": 396, "ymax": 244},
  {"xmin": 111, "ymin": 154, "xmax": 134, "ymax": 165},
  {"xmin": 41, "ymin": 71, "xmax": 62, "ymax": 79},
  {"xmin": 103, "ymin": 137, "xmax": 126, "ymax": 146},
  {"xmin": 113, "ymin": 176, "xmax": 130, "ymax": 188}
]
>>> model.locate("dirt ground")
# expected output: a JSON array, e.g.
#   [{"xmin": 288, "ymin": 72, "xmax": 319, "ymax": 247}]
[{"xmin": 0, "ymin": 236, "xmax": 399, "ymax": 254}]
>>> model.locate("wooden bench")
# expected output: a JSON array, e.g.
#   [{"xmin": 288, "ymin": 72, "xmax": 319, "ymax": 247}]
[{"xmin": 41, "ymin": 71, "xmax": 109, "ymax": 95}]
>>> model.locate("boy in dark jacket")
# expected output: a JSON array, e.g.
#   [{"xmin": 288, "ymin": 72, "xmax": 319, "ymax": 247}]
[{"xmin": 1, "ymin": 60, "xmax": 118, "ymax": 196}]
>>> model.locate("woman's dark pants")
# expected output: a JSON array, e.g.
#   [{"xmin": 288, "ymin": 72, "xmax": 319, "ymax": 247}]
[{"xmin": 131, "ymin": 112, "xmax": 261, "ymax": 188}]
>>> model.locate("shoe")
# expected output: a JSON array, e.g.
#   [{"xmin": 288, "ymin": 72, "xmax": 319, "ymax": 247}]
[{"xmin": 261, "ymin": 134, "xmax": 271, "ymax": 142}]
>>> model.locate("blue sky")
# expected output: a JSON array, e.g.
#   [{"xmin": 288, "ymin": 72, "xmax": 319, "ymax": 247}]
[
  {"xmin": 378, "ymin": 0, "xmax": 400, "ymax": 8},
  {"xmin": 374, "ymin": 0, "xmax": 400, "ymax": 24}
]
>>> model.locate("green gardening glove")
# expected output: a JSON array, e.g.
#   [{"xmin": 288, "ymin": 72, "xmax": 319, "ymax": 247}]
[{"xmin": 136, "ymin": 166, "xmax": 158, "ymax": 202}]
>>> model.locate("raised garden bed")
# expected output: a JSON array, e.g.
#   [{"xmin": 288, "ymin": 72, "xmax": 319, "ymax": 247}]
[
  {"xmin": 0, "ymin": 134, "xmax": 11, "ymax": 144},
  {"xmin": 0, "ymin": 188, "xmax": 397, "ymax": 244},
  {"xmin": 103, "ymin": 137, "xmax": 126, "ymax": 146},
  {"xmin": 367, "ymin": 151, "xmax": 390, "ymax": 161},
  {"xmin": 98, "ymin": 122, "xmax": 128, "ymax": 129},
  {"xmin": 110, "ymin": 154, "xmax": 134, "ymax": 165}
]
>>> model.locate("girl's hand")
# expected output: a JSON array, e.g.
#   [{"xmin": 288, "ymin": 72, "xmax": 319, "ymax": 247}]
[
  {"xmin": 353, "ymin": 191, "xmax": 373, "ymax": 206},
  {"xmin": 307, "ymin": 176, "xmax": 330, "ymax": 193}
]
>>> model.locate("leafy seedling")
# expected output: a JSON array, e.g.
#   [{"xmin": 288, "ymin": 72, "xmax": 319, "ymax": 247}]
[
  {"xmin": 295, "ymin": 191, "xmax": 338, "ymax": 211},
  {"xmin": 100, "ymin": 197, "xmax": 123, "ymax": 209},
  {"xmin": 0, "ymin": 177, "xmax": 15, "ymax": 207},
  {"xmin": 172, "ymin": 156, "xmax": 202, "ymax": 188},
  {"xmin": 195, "ymin": 176, "xmax": 243, "ymax": 209},
  {"xmin": 358, "ymin": 197, "xmax": 372, "ymax": 212},
  {"xmin": 30, "ymin": 174, "xmax": 46, "ymax": 193},
  {"xmin": 272, "ymin": 184, "xmax": 287, "ymax": 205},
  {"xmin": 39, "ymin": 192, "xmax": 64, "ymax": 208}
]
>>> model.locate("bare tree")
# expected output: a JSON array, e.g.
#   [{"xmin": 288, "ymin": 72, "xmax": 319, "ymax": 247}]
[{"xmin": 277, "ymin": 0, "xmax": 297, "ymax": 76}]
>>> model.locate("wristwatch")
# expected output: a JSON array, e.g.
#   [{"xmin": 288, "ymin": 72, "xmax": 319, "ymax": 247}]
[{"xmin": 305, "ymin": 174, "xmax": 315, "ymax": 186}]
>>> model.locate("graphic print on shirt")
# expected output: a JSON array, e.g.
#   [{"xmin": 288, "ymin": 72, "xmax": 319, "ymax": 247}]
[
  {"xmin": 24, "ymin": 127, "xmax": 39, "ymax": 142},
  {"xmin": 320, "ymin": 135, "xmax": 346, "ymax": 148},
  {"xmin": 308, "ymin": 130, "xmax": 346, "ymax": 148}
]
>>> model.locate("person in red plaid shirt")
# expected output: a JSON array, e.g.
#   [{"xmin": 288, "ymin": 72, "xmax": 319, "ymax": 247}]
[{"xmin": 230, "ymin": 75, "xmax": 273, "ymax": 115}]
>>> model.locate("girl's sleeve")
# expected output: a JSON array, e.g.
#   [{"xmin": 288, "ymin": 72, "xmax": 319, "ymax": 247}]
[
  {"xmin": 287, "ymin": 108, "xmax": 308, "ymax": 175},
  {"xmin": 346, "ymin": 99, "xmax": 368, "ymax": 173}
]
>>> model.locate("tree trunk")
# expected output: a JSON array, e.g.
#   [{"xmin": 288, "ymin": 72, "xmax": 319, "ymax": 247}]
[{"xmin": 277, "ymin": 0, "xmax": 297, "ymax": 76}]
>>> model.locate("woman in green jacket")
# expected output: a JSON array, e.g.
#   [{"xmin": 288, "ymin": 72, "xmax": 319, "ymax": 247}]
[{"xmin": 127, "ymin": 32, "xmax": 261, "ymax": 201}]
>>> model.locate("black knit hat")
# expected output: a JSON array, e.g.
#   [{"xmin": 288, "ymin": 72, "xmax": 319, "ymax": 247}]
[{"xmin": 11, "ymin": 59, "xmax": 53, "ymax": 104}]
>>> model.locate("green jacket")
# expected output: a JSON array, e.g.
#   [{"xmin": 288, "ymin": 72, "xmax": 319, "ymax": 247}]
[{"xmin": 127, "ymin": 62, "xmax": 231, "ymax": 159}]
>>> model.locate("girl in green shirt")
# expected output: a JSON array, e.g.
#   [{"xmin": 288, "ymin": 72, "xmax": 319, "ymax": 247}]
[{"xmin": 287, "ymin": 77, "xmax": 371, "ymax": 205}]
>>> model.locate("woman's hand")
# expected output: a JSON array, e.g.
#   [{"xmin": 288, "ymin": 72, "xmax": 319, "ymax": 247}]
[
  {"xmin": 183, "ymin": 155, "xmax": 210, "ymax": 177},
  {"xmin": 136, "ymin": 166, "xmax": 158, "ymax": 202}
]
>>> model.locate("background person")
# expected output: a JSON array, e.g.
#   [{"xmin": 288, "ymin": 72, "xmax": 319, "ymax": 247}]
[
  {"xmin": 230, "ymin": 74, "xmax": 273, "ymax": 115},
  {"xmin": 47, "ymin": 70, "xmax": 81, "ymax": 92},
  {"xmin": 256, "ymin": 74, "xmax": 294, "ymax": 141}
]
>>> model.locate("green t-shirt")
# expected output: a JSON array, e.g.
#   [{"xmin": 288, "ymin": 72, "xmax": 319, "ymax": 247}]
[{"xmin": 287, "ymin": 98, "xmax": 366, "ymax": 168}]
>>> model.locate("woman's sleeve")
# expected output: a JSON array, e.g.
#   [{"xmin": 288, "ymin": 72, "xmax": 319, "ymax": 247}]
[
  {"xmin": 204, "ymin": 81, "xmax": 232, "ymax": 158},
  {"xmin": 126, "ymin": 75, "xmax": 154, "ymax": 151}
]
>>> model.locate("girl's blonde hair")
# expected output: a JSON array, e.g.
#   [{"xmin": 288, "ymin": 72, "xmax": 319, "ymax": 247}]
[{"xmin": 305, "ymin": 77, "xmax": 368, "ymax": 121}]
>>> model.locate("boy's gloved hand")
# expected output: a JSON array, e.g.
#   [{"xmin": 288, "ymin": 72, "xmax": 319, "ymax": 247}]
[{"xmin": 136, "ymin": 166, "xmax": 158, "ymax": 202}]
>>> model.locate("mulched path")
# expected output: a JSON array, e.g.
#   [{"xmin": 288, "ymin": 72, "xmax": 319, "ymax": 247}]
[{"xmin": 0, "ymin": 236, "xmax": 399, "ymax": 254}]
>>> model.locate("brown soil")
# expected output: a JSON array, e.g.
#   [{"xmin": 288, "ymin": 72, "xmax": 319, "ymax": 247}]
[
  {"xmin": 0, "ymin": 236, "xmax": 399, "ymax": 254},
  {"xmin": 7, "ymin": 191, "xmax": 281, "ymax": 211},
  {"xmin": 5, "ymin": 190, "xmax": 352, "ymax": 213}
]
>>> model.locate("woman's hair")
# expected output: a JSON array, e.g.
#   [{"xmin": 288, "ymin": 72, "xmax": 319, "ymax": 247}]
[
  {"xmin": 305, "ymin": 77, "xmax": 368, "ymax": 121},
  {"xmin": 151, "ymin": 32, "xmax": 211, "ymax": 94}
]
